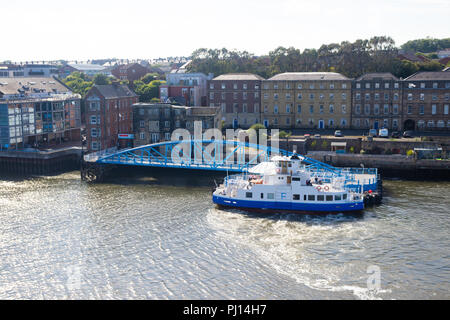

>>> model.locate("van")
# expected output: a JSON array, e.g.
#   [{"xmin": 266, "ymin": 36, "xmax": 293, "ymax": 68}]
[
  {"xmin": 369, "ymin": 129, "xmax": 377, "ymax": 137},
  {"xmin": 379, "ymin": 128, "xmax": 389, "ymax": 138}
]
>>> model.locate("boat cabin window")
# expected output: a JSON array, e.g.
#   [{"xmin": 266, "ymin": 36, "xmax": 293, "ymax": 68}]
[
  {"xmin": 292, "ymin": 177, "xmax": 300, "ymax": 182},
  {"xmin": 267, "ymin": 193, "xmax": 275, "ymax": 200},
  {"xmin": 246, "ymin": 192, "xmax": 252, "ymax": 198},
  {"xmin": 326, "ymin": 195, "xmax": 333, "ymax": 201},
  {"xmin": 317, "ymin": 195, "xmax": 325, "ymax": 201},
  {"xmin": 293, "ymin": 194, "xmax": 300, "ymax": 200},
  {"xmin": 335, "ymin": 194, "xmax": 342, "ymax": 201},
  {"xmin": 307, "ymin": 195, "xmax": 315, "ymax": 201},
  {"xmin": 343, "ymin": 193, "xmax": 347, "ymax": 200},
  {"xmin": 260, "ymin": 193, "xmax": 264, "ymax": 199}
]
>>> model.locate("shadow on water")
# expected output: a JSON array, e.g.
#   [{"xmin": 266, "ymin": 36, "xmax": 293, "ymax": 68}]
[{"xmin": 102, "ymin": 165, "xmax": 227, "ymax": 188}]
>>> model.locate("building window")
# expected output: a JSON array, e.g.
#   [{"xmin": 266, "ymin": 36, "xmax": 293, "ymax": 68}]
[
  {"xmin": 393, "ymin": 104, "xmax": 399, "ymax": 114},
  {"xmin": 374, "ymin": 93, "xmax": 380, "ymax": 100},
  {"xmin": 165, "ymin": 133, "xmax": 171, "ymax": 140},
  {"xmin": 355, "ymin": 104, "xmax": 361, "ymax": 114},
  {"xmin": 90, "ymin": 115, "xmax": 97, "ymax": 124},
  {"xmin": 329, "ymin": 104, "xmax": 334, "ymax": 114},
  {"xmin": 356, "ymin": 83, "xmax": 361, "ymax": 89},
  {"xmin": 233, "ymin": 83, "xmax": 238, "ymax": 89},
  {"xmin": 139, "ymin": 132, "xmax": 145, "ymax": 140},
  {"xmin": 341, "ymin": 105, "xmax": 346, "ymax": 114},
  {"xmin": 221, "ymin": 83, "xmax": 226, "ymax": 89},
  {"xmin": 384, "ymin": 104, "xmax": 389, "ymax": 114},
  {"xmin": 365, "ymin": 104, "xmax": 370, "ymax": 115},
  {"xmin": 432, "ymin": 104, "xmax": 437, "ymax": 115},
  {"xmin": 309, "ymin": 105, "xmax": 314, "ymax": 114},
  {"xmin": 374, "ymin": 104, "xmax": 380, "ymax": 115},
  {"xmin": 356, "ymin": 93, "xmax": 361, "ymax": 100},
  {"xmin": 297, "ymin": 93, "xmax": 302, "ymax": 100},
  {"xmin": 433, "ymin": 82, "xmax": 438, "ymax": 89},
  {"xmin": 297, "ymin": 84, "xmax": 303, "ymax": 89},
  {"xmin": 365, "ymin": 83, "xmax": 370, "ymax": 89},
  {"xmin": 309, "ymin": 93, "xmax": 314, "ymax": 100},
  {"xmin": 394, "ymin": 83, "xmax": 399, "ymax": 89},
  {"xmin": 319, "ymin": 105, "xmax": 324, "ymax": 114},
  {"xmin": 444, "ymin": 104, "xmax": 449, "ymax": 115},
  {"xmin": 408, "ymin": 93, "xmax": 413, "ymax": 101},
  {"xmin": 341, "ymin": 93, "xmax": 346, "ymax": 100},
  {"xmin": 209, "ymin": 92, "xmax": 214, "ymax": 100},
  {"xmin": 297, "ymin": 105, "xmax": 301, "ymax": 113},
  {"xmin": 375, "ymin": 83, "xmax": 380, "ymax": 89},
  {"xmin": 209, "ymin": 83, "xmax": 214, "ymax": 89},
  {"xmin": 393, "ymin": 119, "xmax": 398, "ymax": 128},
  {"xmin": 365, "ymin": 93, "xmax": 370, "ymax": 100},
  {"xmin": 140, "ymin": 120, "xmax": 145, "ymax": 128},
  {"xmin": 419, "ymin": 105, "xmax": 425, "ymax": 115},
  {"xmin": 330, "ymin": 83, "xmax": 334, "ymax": 89},
  {"xmin": 274, "ymin": 105, "xmax": 278, "ymax": 114},
  {"xmin": 267, "ymin": 193, "xmax": 274, "ymax": 199},
  {"xmin": 91, "ymin": 142, "xmax": 99, "ymax": 150},
  {"xmin": 286, "ymin": 93, "xmax": 291, "ymax": 100},
  {"xmin": 274, "ymin": 93, "xmax": 278, "ymax": 100},
  {"xmin": 286, "ymin": 104, "xmax": 291, "ymax": 113}
]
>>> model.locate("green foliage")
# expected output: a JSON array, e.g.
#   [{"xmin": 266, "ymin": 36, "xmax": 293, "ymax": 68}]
[
  {"xmin": 321, "ymin": 140, "xmax": 329, "ymax": 148},
  {"xmin": 311, "ymin": 140, "xmax": 317, "ymax": 148},
  {"xmin": 93, "ymin": 74, "xmax": 112, "ymax": 85},
  {"xmin": 140, "ymin": 73, "xmax": 161, "ymax": 84},
  {"xmin": 406, "ymin": 149, "xmax": 415, "ymax": 157},
  {"xmin": 133, "ymin": 79, "xmax": 166, "ymax": 102},
  {"xmin": 278, "ymin": 130, "xmax": 292, "ymax": 139},
  {"xmin": 62, "ymin": 72, "xmax": 93, "ymax": 97},
  {"xmin": 360, "ymin": 149, "xmax": 366, "ymax": 154},
  {"xmin": 349, "ymin": 146, "xmax": 355, "ymax": 153},
  {"xmin": 187, "ymin": 37, "xmax": 449, "ymax": 79},
  {"xmin": 188, "ymin": 36, "xmax": 399, "ymax": 78},
  {"xmin": 401, "ymin": 38, "xmax": 450, "ymax": 53}
]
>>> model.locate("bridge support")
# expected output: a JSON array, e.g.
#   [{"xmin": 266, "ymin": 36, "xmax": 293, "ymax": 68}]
[{"xmin": 81, "ymin": 161, "xmax": 112, "ymax": 182}]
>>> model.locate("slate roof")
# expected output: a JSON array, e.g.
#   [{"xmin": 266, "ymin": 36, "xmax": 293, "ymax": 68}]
[
  {"xmin": 356, "ymin": 73, "xmax": 399, "ymax": 81},
  {"xmin": 212, "ymin": 73, "xmax": 264, "ymax": 81},
  {"xmin": 92, "ymin": 84, "xmax": 137, "ymax": 98},
  {"xmin": 268, "ymin": 72, "xmax": 349, "ymax": 81},
  {"xmin": 404, "ymin": 71, "xmax": 450, "ymax": 81}
]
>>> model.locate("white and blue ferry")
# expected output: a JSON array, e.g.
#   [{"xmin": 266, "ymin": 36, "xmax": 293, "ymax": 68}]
[{"xmin": 212, "ymin": 155, "xmax": 364, "ymax": 213}]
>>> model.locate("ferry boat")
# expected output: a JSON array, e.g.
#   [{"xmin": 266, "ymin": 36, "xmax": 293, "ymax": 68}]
[{"xmin": 212, "ymin": 154, "xmax": 364, "ymax": 213}]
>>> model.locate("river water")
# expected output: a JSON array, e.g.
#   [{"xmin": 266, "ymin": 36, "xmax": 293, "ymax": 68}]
[{"xmin": 0, "ymin": 169, "xmax": 449, "ymax": 300}]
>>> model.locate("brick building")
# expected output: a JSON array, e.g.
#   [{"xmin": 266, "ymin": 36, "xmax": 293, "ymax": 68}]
[
  {"xmin": 84, "ymin": 83, "xmax": 138, "ymax": 153},
  {"xmin": 207, "ymin": 73, "xmax": 263, "ymax": 128},
  {"xmin": 111, "ymin": 63, "xmax": 150, "ymax": 83},
  {"xmin": 132, "ymin": 103, "xmax": 219, "ymax": 147},
  {"xmin": 261, "ymin": 72, "xmax": 352, "ymax": 129},
  {"xmin": 352, "ymin": 73, "xmax": 402, "ymax": 130},
  {"xmin": 402, "ymin": 72, "xmax": 450, "ymax": 131},
  {"xmin": 160, "ymin": 72, "xmax": 213, "ymax": 106}
]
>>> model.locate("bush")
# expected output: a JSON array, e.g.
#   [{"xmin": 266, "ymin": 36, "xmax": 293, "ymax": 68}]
[
  {"xmin": 406, "ymin": 149, "xmax": 415, "ymax": 157},
  {"xmin": 349, "ymin": 146, "xmax": 355, "ymax": 153},
  {"xmin": 360, "ymin": 149, "xmax": 366, "ymax": 154}
]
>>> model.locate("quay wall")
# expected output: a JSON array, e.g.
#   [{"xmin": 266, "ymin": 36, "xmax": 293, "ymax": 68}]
[
  {"xmin": 307, "ymin": 152, "xmax": 450, "ymax": 178},
  {"xmin": 0, "ymin": 148, "xmax": 81, "ymax": 175}
]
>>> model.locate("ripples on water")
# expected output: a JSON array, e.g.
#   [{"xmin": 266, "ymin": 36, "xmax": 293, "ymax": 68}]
[{"xmin": 0, "ymin": 171, "xmax": 449, "ymax": 299}]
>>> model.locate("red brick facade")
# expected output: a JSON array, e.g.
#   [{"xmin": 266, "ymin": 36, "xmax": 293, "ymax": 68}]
[{"xmin": 84, "ymin": 84, "xmax": 138, "ymax": 153}]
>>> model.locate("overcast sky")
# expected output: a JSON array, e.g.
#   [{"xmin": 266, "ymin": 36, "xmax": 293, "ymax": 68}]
[{"xmin": 2, "ymin": 0, "xmax": 449, "ymax": 62}]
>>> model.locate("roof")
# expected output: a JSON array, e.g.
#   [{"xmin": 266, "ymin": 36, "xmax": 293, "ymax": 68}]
[
  {"xmin": 397, "ymin": 52, "xmax": 427, "ymax": 62},
  {"xmin": 67, "ymin": 63, "xmax": 105, "ymax": 71},
  {"xmin": 0, "ymin": 77, "xmax": 71, "ymax": 95},
  {"xmin": 91, "ymin": 84, "xmax": 137, "ymax": 98},
  {"xmin": 356, "ymin": 73, "xmax": 399, "ymax": 81},
  {"xmin": 404, "ymin": 71, "xmax": 450, "ymax": 81},
  {"xmin": 212, "ymin": 73, "xmax": 264, "ymax": 81},
  {"xmin": 268, "ymin": 72, "xmax": 349, "ymax": 81}
]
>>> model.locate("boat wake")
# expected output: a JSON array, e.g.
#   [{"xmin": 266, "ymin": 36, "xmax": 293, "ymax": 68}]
[{"xmin": 207, "ymin": 208, "xmax": 391, "ymax": 300}]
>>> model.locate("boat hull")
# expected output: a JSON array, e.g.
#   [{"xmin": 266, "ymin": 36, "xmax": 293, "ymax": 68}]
[{"xmin": 212, "ymin": 194, "xmax": 364, "ymax": 214}]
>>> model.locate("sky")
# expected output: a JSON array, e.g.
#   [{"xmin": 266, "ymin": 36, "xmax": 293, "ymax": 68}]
[{"xmin": 1, "ymin": 0, "xmax": 449, "ymax": 62}]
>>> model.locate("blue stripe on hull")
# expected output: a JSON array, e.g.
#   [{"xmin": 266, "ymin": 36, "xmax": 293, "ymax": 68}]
[{"xmin": 212, "ymin": 195, "xmax": 364, "ymax": 213}]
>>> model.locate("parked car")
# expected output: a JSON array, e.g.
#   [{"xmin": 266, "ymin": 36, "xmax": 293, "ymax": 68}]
[
  {"xmin": 314, "ymin": 134, "xmax": 321, "ymax": 138},
  {"xmin": 403, "ymin": 130, "xmax": 414, "ymax": 138},
  {"xmin": 391, "ymin": 131, "xmax": 401, "ymax": 138},
  {"xmin": 304, "ymin": 134, "xmax": 311, "ymax": 138},
  {"xmin": 379, "ymin": 128, "xmax": 389, "ymax": 138},
  {"xmin": 368, "ymin": 129, "xmax": 378, "ymax": 137},
  {"xmin": 334, "ymin": 130, "xmax": 343, "ymax": 137}
]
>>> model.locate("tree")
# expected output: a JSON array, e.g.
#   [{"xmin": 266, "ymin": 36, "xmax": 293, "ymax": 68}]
[
  {"xmin": 62, "ymin": 72, "xmax": 93, "ymax": 97},
  {"xmin": 93, "ymin": 74, "xmax": 112, "ymax": 85}
]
